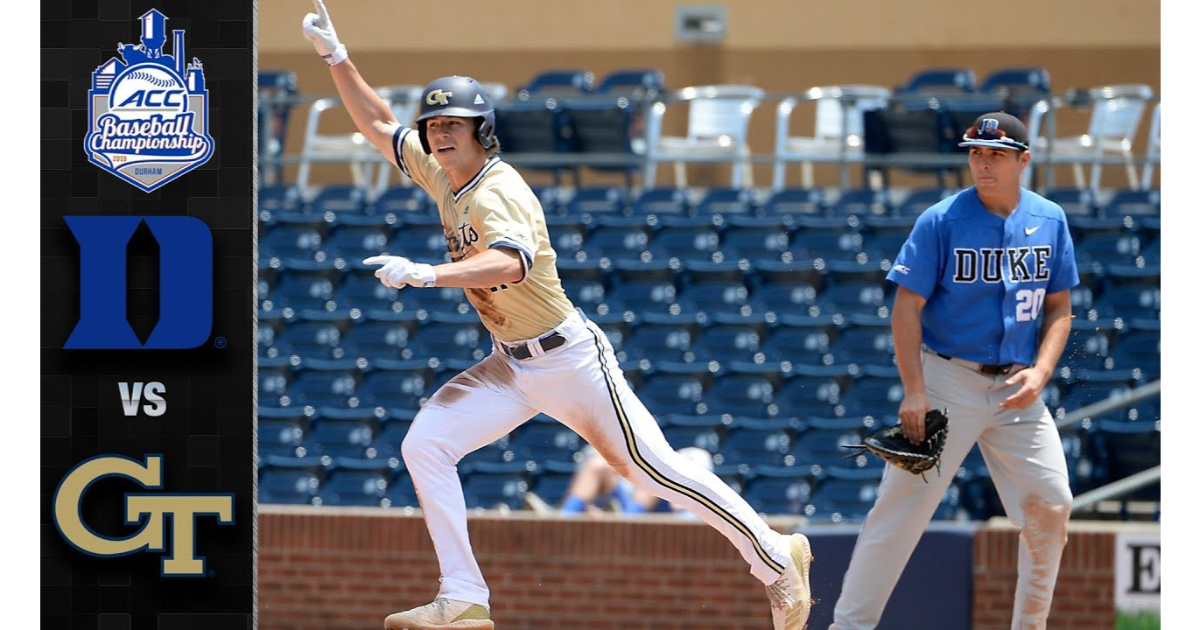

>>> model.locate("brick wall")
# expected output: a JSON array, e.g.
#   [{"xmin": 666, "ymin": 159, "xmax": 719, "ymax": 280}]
[
  {"xmin": 259, "ymin": 506, "xmax": 1127, "ymax": 630},
  {"xmin": 973, "ymin": 524, "xmax": 1115, "ymax": 630}
]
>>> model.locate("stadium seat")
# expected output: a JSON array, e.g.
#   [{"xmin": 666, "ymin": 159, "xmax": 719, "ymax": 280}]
[
  {"xmin": 647, "ymin": 225, "xmax": 721, "ymax": 263},
  {"xmin": 509, "ymin": 423, "xmax": 585, "ymax": 467},
  {"xmin": 406, "ymin": 319, "xmax": 488, "ymax": 363},
  {"xmin": 645, "ymin": 84, "xmax": 765, "ymax": 188},
  {"xmin": 317, "ymin": 464, "xmax": 391, "ymax": 507},
  {"xmin": 809, "ymin": 477, "xmax": 880, "ymax": 522},
  {"xmin": 1060, "ymin": 319, "xmax": 1117, "ymax": 371},
  {"xmin": 840, "ymin": 373, "xmax": 904, "ymax": 418},
  {"xmin": 760, "ymin": 318, "xmax": 836, "ymax": 365},
  {"xmin": 1105, "ymin": 188, "xmax": 1160, "ymax": 218},
  {"xmin": 260, "ymin": 224, "xmax": 325, "ymax": 261},
  {"xmin": 721, "ymin": 417, "xmax": 795, "ymax": 468},
  {"xmin": 308, "ymin": 184, "xmax": 368, "ymax": 216},
  {"xmin": 1087, "ymin": 419, "xmax": 1160, "ymax": 502},
  {"xmin": 563, "ymin": 186, "xmax": 629, "ymax": 216},
  {"xmin": 771, "ymin": 368, "xmax": 849, "ymax": 419},
  {"xmin": 258, "ymin": 407, "xmax": 309, "ymax": 458},
  {"xmin": 721, "ymin": 219, "xmax": 790, "ymax": 262},
  {"xmin": 771, "ymin": 84, "xmax": 891, "ymax": 190},
  {"xmin": 661, "ymin": 414, "xmax": 726, "ymax": 453},
  {"xmin": 258, "ymin": 467, "xmax": 321, "ymax": 505},
  {"xmin": 690, "ymin": 323, "xmax": 764, "ymax": 364},
  {"xmin": 742, "ymin": 467, "xmax": 814, "ymax": 515},
  {"xmin": 322, "ymin": 224, "xmax": 390, "ymax": 260},
  {"xmin": 286, "ymin": 359, "xmax": 360, "ymax": 408},
  {"xmin": 304, "ymin": 411, "xmax": 377, "ymax": 460},
  {"xmin": 705, "ymin": 375, "xmax": 778, "ymax": 417},
  {"xmin": 762, "ymin": 187, "xmax": 826, "ymax": 217},
  {"xmin": 1109, "ymin": 322, "xmax": 1160, "ymax": 380},
  {"xmin": 518, "ymin": 68, "xmax": 594, "ymax": 96},
  {"xmin": 695, "ymin": 187, "xmax": 758, "ymax": 216},
  {"xmin": 371, "ymin": 185, "xmax": 432, "ymax": 216},
  {"xmin": 357, "ymin": 360, "xmax": 436, "ymax": 409},
  {"xmin": 635, "ymin": 370, "xmax": 709, "ymax": 416},
  {"xmin": 383, "ymin": 472, "xmax": 419, "ymax": 508}
]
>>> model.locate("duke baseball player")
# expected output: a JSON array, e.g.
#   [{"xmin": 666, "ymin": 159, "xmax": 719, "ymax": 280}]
[
  {"xmin": 301, "ymin": 3, "xmax": 813, "ymax": 629},
  {"xmin": 829, "ymin": 112, "xmax": 1079, "ymax": 630}
]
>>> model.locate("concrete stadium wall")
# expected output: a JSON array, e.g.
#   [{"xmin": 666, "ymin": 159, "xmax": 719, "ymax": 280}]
[
  {"xmin": 257, "ymin": 506, "xmax": 1136, "ymax": 630},
  {"xmin": 256, "ymin": 0, "xmax": 1160, "ymax": 190}
]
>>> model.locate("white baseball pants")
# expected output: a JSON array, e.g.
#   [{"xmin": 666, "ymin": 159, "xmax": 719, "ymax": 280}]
[{"xmin": 401, "ymin": 310, "xmax": 793, "ymax": 607}]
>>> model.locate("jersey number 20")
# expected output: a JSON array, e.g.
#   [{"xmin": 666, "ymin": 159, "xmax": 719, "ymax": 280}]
[{"xmin": 1015, "ymin": 288, "xmax": 1046, "ymax": 322}]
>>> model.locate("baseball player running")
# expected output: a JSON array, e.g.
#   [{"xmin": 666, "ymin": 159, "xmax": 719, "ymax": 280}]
[
  {"xmin": 301, "ymin": 3, "xmax": 813, "ymax": 629},
  {"xmin": 828, "ymin": 112, "xmax": 1079, "ymax": 630}
]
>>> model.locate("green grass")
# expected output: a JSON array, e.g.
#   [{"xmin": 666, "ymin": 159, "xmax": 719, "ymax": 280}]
[{"xmin": 1116, "ymin": 610, "xmax": 1160, "ymax": 630}]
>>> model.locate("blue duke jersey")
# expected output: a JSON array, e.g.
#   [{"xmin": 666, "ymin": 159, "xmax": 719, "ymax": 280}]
[
  {"xmin": 391, "ymin": 127, "xmax": 576, "ymax": 342},
  {"xmin": 886, "ymin": 187, "xmax": 1080, "ymax": 367}
]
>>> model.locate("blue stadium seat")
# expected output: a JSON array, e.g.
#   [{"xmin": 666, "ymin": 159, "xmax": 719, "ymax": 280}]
[
  {"xmin": 371, "ymin": 185, "xmax": 432, "ymax": 215},
  {"xmin": 260, "ymin": 224, "xmax": 325, "ymax": 260},
  {"xmin": 619, "ymin": 317, "xmax": 696, "ymax": 364},
  {"xmin": 898, "ymin": 67, "xmax": 977, "ymax": 94},
  {"xmin": 1043, "ymin": 188, "xmax": 1099, "ymax": 217},
  {"xmin": 661, "ymin": 414, "xmax": 726, "ymax": 453},
  {"xmin": 257, "ymin": 357, "xmax": 294, "ymax": 406},
  {"xmin": 1104, "ymin": 188, "xmax": 1159, "ymax": 218},
  {"xmin": 787, "ymin": 219, "xmax": 863, "ymax": 262},
  {"xmin": 690, "ymin": 323, "xmax": 764, "ymax": 364},
  {"xmin": 269, "ymin": 259, "xmax": 339, "ymax": 311},
  {"xmin": 382, "ymin": 472, "xmax": 419, "ymax": 508},
  {"xmin": 387, "ymin": 223, "xmax": 450, "ymax": 263},
  {"xmin": 636, "ymin": 371, "xmax": 708, "ymax": 416},
  {"xmin": 979, "ymin": 67, "xmax": 1051, "ymax": 119},
  {"xmin": 339, "ymin": 317, "xmax": 419, "ymax": 361},
  {"xmin": 695, "ymin": 187, "xmax": 758, "ymax": 216},
  {"xmin": 786, "ymin": 417, "xmax": 868, "ymax": 470},
  {"xmin": 304, "ymin": 415, "xmax": 377, "ymax": 460},
  {"xmin": 721, "ymin": 220, "xmax": 790, "ymax": 262},
  {"xmin": 1087, "ymin": 419, "xmax": 1160, "ymax": 502},
  {"xmin": 841, "ymin": 373, "xmax": 904, "ymax": 417},
  {"xmin": 322, "ymin": 224, "xmax": 390, "ymax": 260},
  {"xmin": 606, "ymin": 261, "xmax": 678, "ymax": 315},
  {"xmin": 334, "ymin": 264, "xmax": 404, "ymax": 310},
  {"xmin": 1095, "ymin": 265, "xmax": 1161, "ymax": 321},
  {"xmin": 820, "ymin": 282, "xmax": 888, "ymax": 319},
  {"xmin": 317, "ymin": 465, "xmax": 390, "ymax": 506},
  {"xmin": 809, "ymin": 477, "xmax": 880, "ymax": 522},
  {"xmin": 258, "ymin": 467, "xmax": 321, "ymax": 505},
  {"xmin": 1109, "ymin": 323, "xmax": 1160, "ymax": 380},
  {"xmin": 367, "ymin": 417, "xmax": 413, "ymax": 461},
  {"xmin": 273, "ymin": 312, "xmax": 349, "ymax": 360},
  {"xmin": 258, "ymin": 184, "xmax": 302, "ymax": 222},
  {"xmin": 509, "ymin": 423, "xmax": 585, "ymax": 466},
  {"xmin": 563, "ymin": 186, "xmax": 629, "ymax": 216},
  {"xmin": 895, "ymin": 187, "xmax": 950, "ymax": 218},
  {"xmin": 530, "ymin": 469, "xmax": 576, "ymax": 507},
  {"xmin": 750, "ymin": 260, "xmax": 828, "ymax": 317},
  {"xmin": 1073, "ymin": 229, "xmax": 1140, "ymax": 268},
  {"xmin": 463, "ymin": 471, "xmax": 531, "ymax": 510},
  {"xmin": 742, "ymin": 467, "xmax": 814, "ymax": 515},
  {"xmin": 647, "ymin": 225, "xmax": 721, "ymax": 263},
  {"xmin": 1062, "ymin": 319, "xmax": 1118, "ymax": 374},
  {"xmin": 258, "ymin": 407, "xmax": 309, "ymax": 458},
  {"xmin": 581, "ymin": 224, "xmax": 651, "ymax": 263},
  {"xmin": 595, "ymin": 68, "xmax": 664, "ymax": 94},
  {"xmin": 1060, "ymin": 374, "xmax": 1133, "ymax": 417},
  {"xmin": 519, "ymin": 68, "xmax": 594, "ymax": 95},
  {"xmin": 829, "ymin": 315, "xmax": 894, "ymax": 366},
  {"xmin": 563, "ymin": 100, "xmax": 642, "ymax": 186},
  {"xmin": 759, "ymin": 319, "xmax": 835, "ymax": 365},
  {"xmin": 675, "ymin": 280, "xmax": 752, "ymax": 317},
  {"xmin": 405, "ymin": 320, "xmax": 488, "ymax": 362},
  {"xmin": 308, "ymin": 184, "xmax": 367, "ymax": 215},
  {"xmin": 631, "ymin": 187, "xmax": 690, "ymax": 216},
  {"xmin": 762, "ymin": 187, "xmax": 825, "ymax": 217},
  {"xmin": 770, "ymin": 368, "xmax": 849, "ymax": 419},
  {"xmin": 357, "ymin": 360, "xmax": 436, "ymax": 409},
  {"xmin": 722, "ymin": 417, "xmax": 795, "ymax": 468},
  {"xmin": 287, "ymin": 359, "xmax": 360, "ymax": 408},
  {"xmin": 829, "ymin": 188, "xmax": 892, "ymax": 217},
  {"xmin": 705, "ymin": 375, "xmax": 778, "ymax": 417},
  {"xmin": 493, "ymin": 100, "xmax": 573, "ymax": 184}
]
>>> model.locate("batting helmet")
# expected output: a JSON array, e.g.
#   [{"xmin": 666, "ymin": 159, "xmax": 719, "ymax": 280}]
[{"xmin": 416, "ymin": 76, "xmax": 497, "ymax": 154}]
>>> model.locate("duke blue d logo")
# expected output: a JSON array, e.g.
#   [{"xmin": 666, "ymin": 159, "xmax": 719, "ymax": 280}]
[
  {"xmin": 52, "ymin": 455, "xmax": 235, "ymax": 577},
  {"xmin": 65, "ymin": 216, "xmax": 213, "ymax": 349},
  {"xmin": 86, "ymin": 10, "xmax": 214, "ymax": 192}
]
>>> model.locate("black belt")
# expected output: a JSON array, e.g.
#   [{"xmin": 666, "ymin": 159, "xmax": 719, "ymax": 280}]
[
  {"xmin": 936, "ymin": 352, "xmax": 1016, "ymax": 376},
  {"xmin": 501, "ymin": 331, "xmax": 567, "ymax": 360}
]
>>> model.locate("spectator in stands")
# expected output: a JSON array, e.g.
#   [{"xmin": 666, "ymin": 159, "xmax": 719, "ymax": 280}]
[{"xmin": 562, "ymin": 446, "xmax": 715, "ymax": 518}]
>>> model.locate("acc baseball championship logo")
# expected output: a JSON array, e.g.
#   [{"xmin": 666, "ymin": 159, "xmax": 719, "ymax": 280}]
[
  {"xmin": 85, "ymin": 10, "xmax": 214, "ymax": 192},
  {"xmin": 52, "ymin": 455, "xmax": 234, "ymax": 577}
]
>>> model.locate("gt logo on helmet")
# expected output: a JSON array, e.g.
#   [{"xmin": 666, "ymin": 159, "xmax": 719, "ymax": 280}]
[{"xmin": 426, "ymin": 89, "xmax": 453, "ymax": 106}]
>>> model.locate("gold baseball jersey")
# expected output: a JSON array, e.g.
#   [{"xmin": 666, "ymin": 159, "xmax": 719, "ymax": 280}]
[{"xmin": 391, "ymin": 126, "xmax": 576, "ymax": 342}]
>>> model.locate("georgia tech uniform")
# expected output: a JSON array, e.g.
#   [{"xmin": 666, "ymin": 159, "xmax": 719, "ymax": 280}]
[{"xmin": 388, "ymin": 127, "xmax": 794, "ymax": 607}]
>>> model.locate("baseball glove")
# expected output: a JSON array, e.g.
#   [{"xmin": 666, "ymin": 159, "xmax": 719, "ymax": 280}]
[{"xmin": 842, "ymin": 409, "xmax": 949, "ymax": 481}]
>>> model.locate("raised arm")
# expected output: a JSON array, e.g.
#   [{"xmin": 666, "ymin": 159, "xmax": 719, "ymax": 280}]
[{"xmin": 301, "ymin": 0, "xmax": 400, "ymax": 162}]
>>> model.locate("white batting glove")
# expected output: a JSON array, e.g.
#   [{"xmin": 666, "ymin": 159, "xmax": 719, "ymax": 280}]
[
  {"xmin": 301, "ymin": 0, "xmax": 348, "ymax": 66},
  {"xmin": 363, "ymin": 256, "xmax": 437, "ymax": 289}
]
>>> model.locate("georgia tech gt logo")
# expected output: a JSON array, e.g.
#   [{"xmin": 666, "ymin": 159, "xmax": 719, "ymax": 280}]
[
  {"xmin": 425, "ymin": 89, "xmax": 452, "ymax": 105},
  {"xmin": 52, "ymin": 455, "xmax": 234, "ymax": 577}
]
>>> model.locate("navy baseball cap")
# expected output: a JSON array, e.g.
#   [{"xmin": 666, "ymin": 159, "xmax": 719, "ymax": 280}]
[{"xmin": 958, "ymin": 112, "xmax": 1030, "ymax": 151}]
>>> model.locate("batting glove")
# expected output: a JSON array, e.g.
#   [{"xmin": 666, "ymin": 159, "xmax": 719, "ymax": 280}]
[
  {"xmin": 301, "ymin": 0, "xmax": 348, "ymax": 66},
  {"xmin": 363, "ymin": 256, "xmax": 437, "ymax": 289}
]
